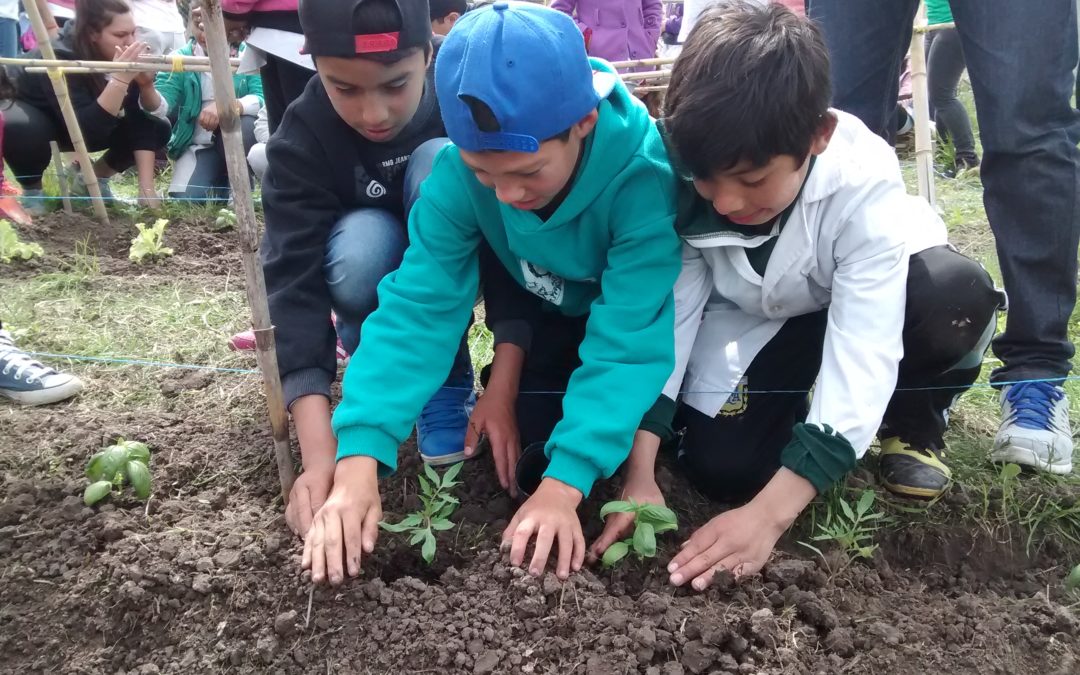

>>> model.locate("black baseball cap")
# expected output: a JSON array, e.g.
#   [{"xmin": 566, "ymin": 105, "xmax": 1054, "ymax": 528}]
[{"xmin": 299, "ymin": 0, "xmax": 433, "ymax": 57}]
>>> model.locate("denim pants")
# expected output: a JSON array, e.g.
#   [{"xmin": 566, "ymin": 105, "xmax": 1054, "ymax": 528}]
[
  {"xmin": 809, "ymin": 0, "xmax": 1080, "ymax": 383},
  {"xmin": 0, "ymin": 18, "xmax": 19, "ymax": 59},
  {"xmin": 926, "ymin": 28, "xmax": 978, "ymax": 167},
  {"xmin": 322, "ymin": 137, "xmax": 471, "ymax": 378}
]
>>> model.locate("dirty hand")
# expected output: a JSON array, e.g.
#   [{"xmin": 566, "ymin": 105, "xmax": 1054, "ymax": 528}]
[
  {"xmin": 302, "ymin": 456, "xmax": 382, "ymax": 586},
  {"xmin": 464, "ymin": 386, "xmax": 520, "ymax": 497},
  {"xmin": 667, "ymin": 502, "xmax": 784, "ymax": 591},
  {"xmin": 285, "ymin": 461, "xmax": 335, "ymax": 539},
  {"xmin": 198, "ymin": 102, "xmax": 219, "ymax": 131},
  {"xmin": 589, "ymin": 474, "xmax": 665, "ymax": 562},
  {"xmin": 502, "ymin": 477, "xmax": 585, "ymax": 580}
]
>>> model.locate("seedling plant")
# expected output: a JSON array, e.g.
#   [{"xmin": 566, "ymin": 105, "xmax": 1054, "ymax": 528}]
[
  {"xmin": 380, "ymin": 462, "xmax": 463, "ymax": 564},
  {"xmin": 212, "ymin": 208, "xmax": 236, "ymax": 232},
  {"xmin": 129, "ymin": 219, "xmax": 174, "ymax": 263},
  {"xmin": 0, "ymin": 219, "xmax": 44, "ymax": 263},
  {"xmin": 599, "ymin": 500, "xmax": 679, "ymax": 568},
  {"xmin": 84, "ymin": 439, "xmax": 152, "ymax": 506},
  {"xmin": 801, "ymin": 488, "xmax": 885, "ymax": 561}
]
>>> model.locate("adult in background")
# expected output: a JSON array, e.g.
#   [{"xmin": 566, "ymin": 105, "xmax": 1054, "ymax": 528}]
[
  {"xmin": 809, "ymin": 0, "xmax": 1080, "ymax": 477},
  {"xmin": 3, "ymin": 0, "xmax": 171, "ymax": 212}
]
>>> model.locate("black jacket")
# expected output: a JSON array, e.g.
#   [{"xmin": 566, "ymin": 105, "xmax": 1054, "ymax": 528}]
[{"xmin": 261, "ymin": 51, "xmax": 446, "ymax": 406}]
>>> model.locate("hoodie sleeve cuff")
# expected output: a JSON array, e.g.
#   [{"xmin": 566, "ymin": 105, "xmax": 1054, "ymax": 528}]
[
  {"xmin": 543, "ymin": 446, "xmax": 601, "ymax": 498},
  {"xmin": 334, "ymin": 426, "xmax": 399, "ymax": 478},
  {"xmin": 491, "ymin": 319, "xmax": 533, "ymax": 353},
  {"xmin": 282, "ymin": 367, "xmax": 333, "ymax": 410},
  {"xmin": 638, "ymin": 394, "xmax": 676, "ymax": 442},
  {"xmin": 780, "ymin": 423, "xmax": 857, "ymax": 495}
]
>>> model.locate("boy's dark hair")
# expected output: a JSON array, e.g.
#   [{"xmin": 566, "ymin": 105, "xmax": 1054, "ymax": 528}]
[
  {"xmin": 429, "ymin": 0, "xmax": 467, "ymax": 21},
  {"xmin": 663, "ymin": 1, "xmax": 831, "ymax": 177},
  {"xmin": 350, "ymin": 0, "xmax": 431, "ymax": 64},
  {"xmin": 462, "ymin": 96, "xmax": 572, "ymax": 145}
]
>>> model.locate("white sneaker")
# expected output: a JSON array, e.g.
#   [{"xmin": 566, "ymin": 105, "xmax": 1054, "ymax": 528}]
[
  {"xmin": 0, "ymin": 330, "xmax": 84, "ymax": 406},
  {"xmin": 991, "ymin": 382, "xmax": 1073, "ymax": 474}
]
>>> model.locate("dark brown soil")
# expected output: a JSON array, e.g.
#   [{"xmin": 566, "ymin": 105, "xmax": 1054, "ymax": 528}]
[{"xmin": 2, "ymin": 214, "xmax": 1079, "ymax": 674}]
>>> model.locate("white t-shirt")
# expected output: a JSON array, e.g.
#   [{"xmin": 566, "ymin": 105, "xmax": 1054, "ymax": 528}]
[{"xmin": 0, "ymin": 0, "xmax": 19, "ymax": 22}]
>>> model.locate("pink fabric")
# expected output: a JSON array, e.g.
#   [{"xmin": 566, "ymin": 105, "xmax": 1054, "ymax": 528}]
[
  {"xmin": 551, "ymin": 0, "xmax": 663, "ymax": 69},
  {"xmin": 221, "ymin": 0, "xmax": 297, "ymax": 15},
  {"xmin": 773, "ymin": 0, "xmax": 805, "ymax": 16}
]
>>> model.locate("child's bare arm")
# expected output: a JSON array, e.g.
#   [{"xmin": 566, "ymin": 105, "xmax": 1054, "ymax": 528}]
[{"xmin": 285, "ymin": 395, "xmax": 337, "ymax": 538}]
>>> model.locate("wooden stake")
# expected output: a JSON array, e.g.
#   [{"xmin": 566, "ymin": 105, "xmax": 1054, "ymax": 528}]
[
  {"xmin": 25, "ymin": 64, "xmax": 217, "ymax": 75},
  {"xmin": 618, "ymin": 69, "xmax": 670, "ymax": 82},
  {"xmin": 138, "ymin": 53, "xmax": 240, "ymax": 66},
  {"xmin": 632, "ymin": 84, "xmax": 669, "ymax": 93},
  {"xmin": 49, "ymin": 142, "xmax": 72, "ymax": 215},
  {"xmin": 910, "ymin": 3, "xmax": 936, "ymax": 206},
  {"xmin": 21, "ymin": 1, "xmax": 109, "ymax": 225},
  {"xmin": 202, "ymin": 0, "xmax": 295, "ymax": 502},
  {"xmin": 608, "ymin": 56, "xmax": 676, "ymax": 70}
]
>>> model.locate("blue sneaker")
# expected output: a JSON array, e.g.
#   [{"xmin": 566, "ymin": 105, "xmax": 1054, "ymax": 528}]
[
  {"xmin": 417, "ymin": 366, "xmax": 476, "ymax": 466},
  {"xmin": 991, "ymin": 382, "xmax": 1073, "ymax": 474},
  {"xmin": 0, "ymin": 330, "xmax": 84, "ymax": 406}
]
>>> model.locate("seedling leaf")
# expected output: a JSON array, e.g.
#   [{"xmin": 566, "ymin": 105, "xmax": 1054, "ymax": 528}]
[
  {"xmin": 441, "ymin": 462, "xmax": 463, "ymax": 486},
  {"xmin": 601, "ymin": 540, "xmax": 630, "ymax": 568},
  {"xmin": 421, "ymin": 530, "xmax": 437, "ymax": 563},
  {"xmin": 83, "ymin": 480, "xmax": 113, "ymax": 506},
  {"xmin": 431, "ymin": 519, "xmax": 455, "ymax": 531},
  {"xmin": 379, "ymin": 521, "xmax": 413, "ymax": 533},
  {"xmin": 409, "ymin": 530, "xmax": 427, "ymax": 545},
  {"xmin": 97, "ymin": 445, "xmax": 130, "ymax": 482},
  {"xmin": 124, "ymin": 441, "xmax": 151, "ymax": 465},
  {"xmin": 638, "ymin": 504, "xmax": 677, "ymax": 526},
  {"xmin": 423, "ymin": 463, "xmax": 441, "ymax": 486},
  {"xmin": 633, "ymin": 522, "xmax": 656, "ymax": 558},
  {"xmin": 856, "ymin": 489, "xmax": 875, "ymax": 516},
  {"xmin": 600, "ymin": 501, "xmax": 636, "ymax": 518},
  {"xmin": 126, "ymin": 461, "xmax": 151, "ymax": 499},
  {"xmin": 85, "ymin": 451, "xmax": 107, "ymax": 481},
  {"xmin": 1066, "ymin": 564, "xmax": 1080, "ymax": 593}
]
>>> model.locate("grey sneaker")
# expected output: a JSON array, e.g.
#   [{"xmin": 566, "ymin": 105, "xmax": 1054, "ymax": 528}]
[
  {"xmin": 991, "ymin": 382, "xmax": 1073, "ymax": 474},
  {"xmin": 20, "ymin": 188, "xmax": 48, "ymax": 216},
  {"xmin": 65, "ymin": 164, "xmax": 113, "ymax": 201},
  {"xmin": 0, "ymin": 330, "xmax": 84, "ymax": 406}
]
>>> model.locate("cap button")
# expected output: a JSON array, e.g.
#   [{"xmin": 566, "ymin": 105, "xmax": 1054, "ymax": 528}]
[{"xmin": 493, "ymin": 1, "xmax": 509, "ymax": 9}]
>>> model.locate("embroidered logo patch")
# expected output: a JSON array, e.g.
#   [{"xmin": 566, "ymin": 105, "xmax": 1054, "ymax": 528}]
[
  {"xmin": 365, "ymin": 180, "xmax": 387, "ymax": 199},
  {"xmin": 719, "ymin": 376, "xmax": 749, "ymax": 417},
  {"xmin": 520, "ymin": 259, "xmax": 565, "ymax": 306}
]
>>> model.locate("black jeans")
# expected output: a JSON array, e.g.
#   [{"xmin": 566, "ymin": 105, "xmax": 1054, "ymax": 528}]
[
  {"xmin": 808, "ymin": 0, "xmax": 1080, "ymax": 384},
  {"xmin": 926, "ymin": 28, "xmax": 978, "ymax": 167},
  {"xmin": 2, "ymin": 99, "xmax": 171, "ymax": 188},
  {"xmin": 261, "ymin": 54, "xmax": 316, "ymax": 135},
  {"xmin": 676, "ymin": 246, "xmax": 1003, "ymax": 503}
]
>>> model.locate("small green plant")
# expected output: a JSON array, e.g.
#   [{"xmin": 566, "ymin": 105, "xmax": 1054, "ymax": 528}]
[
  {"xmin": 599, "ymin": 501, "xmax": 678, "ymax": 568},
  {"xmin": 212, "ymin": 208, "xmax": 236, "ymax": 232},
  {"xmin": 801, "ymin": 488, "xmax": 885, "ymax": 561},
  {"xmin": 84, "ymin": 439, "xmax": 152, "ymax": 506},
  {"xmin": 0, "ymin": 219, "xmax": 44, "ymax": 263},
  {"xmin": 129, "ymin": 219, "xmax": 174, "ymax": 263},
  {"xmin": 379, "ymin": 462, "xmax": 463, "ymax": 563},
  {"xmin": 1066, "ymin": 564, "xmax": 1080, "ymax": 595}
]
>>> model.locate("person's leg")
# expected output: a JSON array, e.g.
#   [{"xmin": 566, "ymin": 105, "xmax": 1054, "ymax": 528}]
[
  {"xmin": 98, "ymin": 112, "xmax": 170, "ymax": 202},
  {"xmin": 2, "ymin": 101, "xmax": 60, "ymax": 190},
  {"xmin": 0, "ymin": 18, "xmax": 20, "ymax": 58},
  {"xmin": 950, "ymin": 0, "xmax": 1080, "ymax": 470},
  {"xmin": 807, "ymin": 0, "xmax": 921, "ymax": 141},
  {"xmin": 927, "ymin": 28, "xmax": 979, "ymax": 171},
  {"xmin": 676, "ymin": 310, "xmax": 829, "ymax": 504},
  {"xmin": 879, "ymin": 246, "xmax": 1004, "ymax": 497},
  {"xmin": 168, "ymin": 143, "xmax": 222, "ymax": 202},
  {"xmin": 261, "ymin": 55, "xmax": 316, "ymax": 134},
  {"xmin": 246, "ymin": 142, "xmax": 268, "ymax": 181},
  {"xmin": 0, "ymin": 321, "xmax": 84, "ymax": 405}
]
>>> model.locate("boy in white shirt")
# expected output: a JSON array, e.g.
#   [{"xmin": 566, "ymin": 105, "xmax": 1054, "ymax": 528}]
[{"xmin": 590, "ymin": 1, "xmax": 1005, "ymax": 591}]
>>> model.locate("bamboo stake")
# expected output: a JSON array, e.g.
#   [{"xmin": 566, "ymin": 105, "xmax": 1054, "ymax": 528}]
[
  {"xmin": 202, "ymin": 0, "xmax": 295, "ymax": 502},
  {"xmin": 49, "ymin": 142, "xmax": 72, "ymax": 214},
  {"xmin": 632, "ymin": 84, "xmax": 669, "ymax": 93},
  {"xmin": 23, "ymin": 0, "xmax": 109, "ymax": 224},
  {"xmin": 913, "ymin": 21, "xmax": 954, "ymax": 34},
  {"xmin": 910, "ymin": 2, "xmax": 936, "ymax": 206},
  {"xmin": 618, "ymin": 69, "xmax": 670, "ymax": 82},
  {"xmin": 25, "ymin": 64, "xmax": 218, "ymax": 74},
  {"xmin": 138, "ymin": 53, "xmax": 240, "ymax": 65},
  {"xmin": 608, "ymin": 56, "xmax": 676, "ymax": 70}
]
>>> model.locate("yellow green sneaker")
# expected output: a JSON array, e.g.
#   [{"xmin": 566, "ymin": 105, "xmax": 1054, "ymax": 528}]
[{"xmin": 878, "ymin": 437, "xmax": 952, "ymax": 499}]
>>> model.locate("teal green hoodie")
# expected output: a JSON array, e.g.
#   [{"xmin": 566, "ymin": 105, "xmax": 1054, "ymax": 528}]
[{"xmin": 331, "ymin": 70, "xmax": 681, "ymax": 497}]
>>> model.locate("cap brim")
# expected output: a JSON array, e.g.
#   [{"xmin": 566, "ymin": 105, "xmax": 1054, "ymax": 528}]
[{"xmin": 593, "ymin": 70, "xmax": 617, "ymax": 100}]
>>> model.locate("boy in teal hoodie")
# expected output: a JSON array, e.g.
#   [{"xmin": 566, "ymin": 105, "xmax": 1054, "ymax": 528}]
[{"xmin": 302, "ymin": 2, "xmax": 681, "ymax": 586}]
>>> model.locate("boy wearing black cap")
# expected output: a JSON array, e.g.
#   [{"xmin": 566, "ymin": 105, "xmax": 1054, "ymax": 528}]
[
  {"xmin": 261, "ymin": 0, "xmax": 476, "ymax": 540},
  {"xmin": 429, "ymin": 0, "xmax": 466, "ymax": 35},
  {"xmin": 302, "ymin": 2, "xmax": 682, "ymax": 586}
]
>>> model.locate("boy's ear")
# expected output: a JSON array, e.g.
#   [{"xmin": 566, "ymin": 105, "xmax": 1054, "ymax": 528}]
[
  {"xmin": 447, "ymin": 11, "xmax": 461, "ymax": 26},
  {"xmin": 809, "ymin": 111, "xmax": 838, "ymax": 156},
  {"xmin": 572, "ymin": 109, "xmax": 600, "ymax": 139}
]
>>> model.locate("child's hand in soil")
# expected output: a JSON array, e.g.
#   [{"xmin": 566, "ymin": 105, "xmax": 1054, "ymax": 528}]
[
  {"xmin": 667, "ymin": 468, "xmax": 816, "ymax": 591},
  {"xmin": 502, "ymin": 477, "xmax": 586, "ymax": 580},
  {"xmin": 464, "ymin": 387, "xmax": 520, "ymax": 497},
  {"xmin": 286, "ymin": 463, "xmax": 335, "ymax": 539},
  {"xmin": 302, "ymin": 456, "xmax": 382, "ymax": 586},
  {"xmin": 588, "ymin": 474, "xmax": 666, "ymax": 562}
]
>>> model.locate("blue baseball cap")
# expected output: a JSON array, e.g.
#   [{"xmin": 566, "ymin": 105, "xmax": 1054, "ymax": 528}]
[{"xmin": 435, "ymin": 1, "xmax": 617, "ymax": 153}]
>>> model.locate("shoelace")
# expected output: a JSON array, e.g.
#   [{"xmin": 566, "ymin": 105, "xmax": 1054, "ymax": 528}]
[
  {"xmin": 1004, "ymin": 381, "xmax": 1065, "ymax": 431},
  {"xmin": 0, "ymin": 343, "xmax": 55, "ymax": 385}
]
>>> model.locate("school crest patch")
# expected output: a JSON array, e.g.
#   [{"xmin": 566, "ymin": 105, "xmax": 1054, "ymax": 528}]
[
  {"xmin": 719, "ymin": 376, "xmax": 749, "ymax": 417},
  {"xmin": 520, "ymin": 259, "xmax": 565, "ymax": 306}
]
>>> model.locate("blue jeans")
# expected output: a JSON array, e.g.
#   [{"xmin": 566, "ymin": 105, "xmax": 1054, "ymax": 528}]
[
  {"xmin": 323, "ymin": 137, "xmax": 472, "ymax": 377},
  {"xmin": 0, "ymin": 18, "xmax": 18, "ymax": 58},
  {"xmin": 809, "ymin": 0, "xmax": 1080, "ymax": 383}
]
